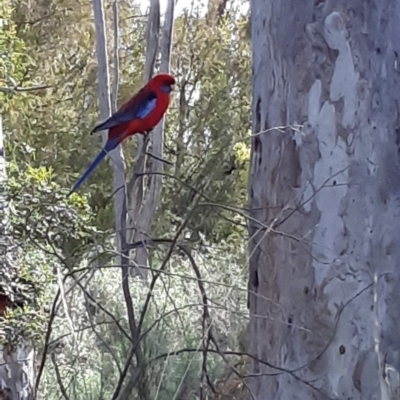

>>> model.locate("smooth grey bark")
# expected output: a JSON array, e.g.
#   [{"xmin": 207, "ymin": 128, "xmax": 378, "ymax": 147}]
[
  {"xmin": 92, "ymin": 2, "xmax": 144, "ymax": 398},
  {"xmin": 129, "ymin": 0, "xmax": 175, "ymax": 277},
  {"xmin": 92, "ymin": 0, "xmax": 126, "ymax": 236},
  {"xmin": 0, "ymin": 116, "xmax": 35, "ymax": 399},
  {"xmin": 248, "ymin": 1, "xmax": 400, "ymax": 399},
  {"xmin": 127, "ymin": 0, "xmax": 160, "ymax": 277}
]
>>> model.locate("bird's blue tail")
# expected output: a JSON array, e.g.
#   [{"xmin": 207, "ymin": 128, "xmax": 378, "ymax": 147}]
[{"xmin": 68, "ymin": 149, "xmax": 108, "ymax": 196}]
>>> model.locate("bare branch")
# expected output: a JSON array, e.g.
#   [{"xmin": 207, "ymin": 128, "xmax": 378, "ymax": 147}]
[
  {"xmin": 0, "ymin": 85, "xmax": 52, "ymax": 93},
  {"xmin": 51, "ymin": 353, "xmax": 70, "ymax": 400},
  {"xmin": 35, "ymin": 291, "xmax": 61, "ymax": 396}
]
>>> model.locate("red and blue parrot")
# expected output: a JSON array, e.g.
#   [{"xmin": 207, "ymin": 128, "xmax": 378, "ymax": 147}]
[{"xmin": 69, "ymin": 73, "xmax": 175, "ymax": 194}]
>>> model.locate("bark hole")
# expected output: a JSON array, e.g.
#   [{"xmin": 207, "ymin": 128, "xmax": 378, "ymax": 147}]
[
  {"xmin": 254, "ymin": 137, "xmax": 262, "ymax": 166},
  {"xmin": 252, "ymin": 268, "xmax": 259, "ymax": 288},
  {"xmin": 395, "ymin": 128, "xmax": 400, "ymax": 154},
  {"xmin": 255, "ymin": 97, "xmax": 261, "ymax": 133}
]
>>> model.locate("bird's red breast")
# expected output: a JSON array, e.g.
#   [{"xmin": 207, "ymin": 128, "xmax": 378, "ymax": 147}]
[{"xmin": 109, "ymin": 74, "xmax": 174, "ymax": 141}]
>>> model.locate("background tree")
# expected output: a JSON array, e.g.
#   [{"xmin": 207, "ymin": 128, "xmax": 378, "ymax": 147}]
[
  {"xmin": 2, "ymin": 0, "xmax": 254, "ymax": 398},
  {"xmin": 248, "ymin": 0, "xmax": 400, "ymax": 399}
]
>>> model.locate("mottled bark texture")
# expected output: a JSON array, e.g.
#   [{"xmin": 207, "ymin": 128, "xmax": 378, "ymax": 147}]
[{"xmin": 248, "ymin": 1, "xmax": 400, "ymax": 399}]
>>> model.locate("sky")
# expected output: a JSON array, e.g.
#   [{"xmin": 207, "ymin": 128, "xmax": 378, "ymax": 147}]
[
  {"xmin": 140, "ymin": 0, "xmax": 249, "ymax": 18},
  {"xmin": 160, "ymin": 0, "xmax": 193, "ymax": 14},
  {"xmin": 139, "ymin": 0, "xmax": 206, "ymax": 16}
]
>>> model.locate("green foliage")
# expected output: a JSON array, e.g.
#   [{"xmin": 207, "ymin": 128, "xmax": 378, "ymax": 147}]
[
  {"xmin": 38, "ymin": 238, "xmax": 248, "ymax": 400},
  {"xmin": 7, "ymin": 162, "xmax": 98, "ymax": 260},
  {"xmin": 154, "ymin": 5, "xmax": 251, "ymax": 242},
  {"xmin": 1, "ymin": 161, "xmax": 99, "ymax": 346},
  {"xmin": 2, "ymin": 0, "xmax": 252, "ymax": 398},
  {"xmin": 4, "ymin": 0, "xmax": 251, "ymax": 242},
  {"xmin": 0, "ymin": 0, "xmax": 30, "ymax": 89}
]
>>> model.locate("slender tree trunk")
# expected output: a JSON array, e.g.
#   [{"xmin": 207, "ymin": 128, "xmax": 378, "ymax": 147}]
[
  {"xmin": 248, "ymin": 1, "xmax": 400, "ymax": 399},
  {"xmin": 91, "ymin": 2, "xmax": 145, "ymax": 398},
  {"xmin": 129, "ymin": 0, "xmax": 175, "ymax": 277},
  {"xmin": 127, "ymin": 0, "xmax": 160, "ymax": 278},
  {"xmin": 0, "ymin": 116, "xmax": 35, "ymax": 399},
  {"xmin": 92, "ymin": 0, "xmax": 126, "ymax": 234}
]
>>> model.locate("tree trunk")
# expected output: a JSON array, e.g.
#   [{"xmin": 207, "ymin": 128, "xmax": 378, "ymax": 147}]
[
  {"xmin": 92, "ymin": 0, "xmax": 126, "ymax": 236},
  {"xmin": 0, "ymin": 116, "xmax": 35, "ymax": 399},
  {"xmin": 248, "ymin": 1, "xmax": 400, "ymax": 399},
  {"xmin": 130, "ymin": 0, "xmax": 175, "ymax": 277}
]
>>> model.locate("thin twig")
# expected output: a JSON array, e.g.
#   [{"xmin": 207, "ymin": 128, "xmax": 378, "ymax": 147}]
[
  {"xmin": 35, "ymin": 290, "xmax": 61, "ymax": 396},
  {"xmin": 51, "ymin": 353, "xmax": 71, "ymax": 400},
  {"xmin": 0, "ymin": 84, "xmax": 52, "ymax": 93}
]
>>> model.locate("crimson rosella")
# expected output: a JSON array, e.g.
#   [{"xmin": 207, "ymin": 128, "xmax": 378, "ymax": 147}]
[{"xmin": 69, "ymin": 73, "xmax": 175, "ymax": 195}]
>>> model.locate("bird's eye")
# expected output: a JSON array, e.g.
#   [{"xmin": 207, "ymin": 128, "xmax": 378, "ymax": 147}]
[{"xmin": 161, "ymin": 84, "xmax": 172, "ymax": 94}]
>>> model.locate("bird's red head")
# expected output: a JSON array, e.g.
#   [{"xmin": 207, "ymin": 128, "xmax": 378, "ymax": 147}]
[{"xmin": 150, "ymin": 73, "xmax": 176, "ymax": 94}]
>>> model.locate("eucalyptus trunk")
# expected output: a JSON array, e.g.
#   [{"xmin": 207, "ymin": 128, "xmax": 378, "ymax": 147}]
[
  {"xmin": 0, "ymin": 116, "xmax": 35, "ymax": 399},
  {"xmin": 248, "ymin": 1, "xmax": 400, "ymax": 399}
]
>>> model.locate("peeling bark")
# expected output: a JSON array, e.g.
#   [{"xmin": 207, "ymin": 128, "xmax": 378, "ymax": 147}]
[{"xmin": 248, "ymin": 1, "xmax": 400, "ymax": 399}]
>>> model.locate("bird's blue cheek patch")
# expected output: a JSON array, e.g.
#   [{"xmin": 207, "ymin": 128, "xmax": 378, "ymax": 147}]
[
  {"xmin": 137, "ymin": 98, "xmax": 157, "ymax": 118},
  {"xmin": 161, "ymin": 85, "xmax": 172, "ymax": 94}
]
